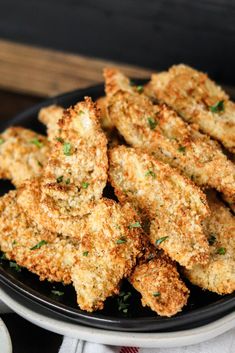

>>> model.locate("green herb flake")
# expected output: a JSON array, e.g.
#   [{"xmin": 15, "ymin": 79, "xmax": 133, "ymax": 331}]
[
  {"xmin": 136, "ymin": 85, "xmax": 144, "ymax": 93},
  {"xmin": 217, "ymin": 247, "xmax": 226, "ymax": 255},
  {"xmin": 83, "ymin": 251, "xmax": 89, "ymax": 256},
  {"xmin": 117, "ymin": 291, "xmax": 132, "ymax": 315},
  {"xmin": 145, "ymin": 170, "xmax": 156, "ymax": 178},
  {"xmin": 128, "ymin": 222, "xmax": 141, "ymax": 229},
  {"xmin": 56, "ymin": 137, "xmax": 64, "ymax": 143},
  {"xmin": 12, "ymin": 240, "xmax": 17, "ymax": 246},
  {"xmin": 178, "ymin": 145, "xmax": 186, "ymax": 153},
  {"xmin": 0, "ymin": 253, "xmax": 7, "ymax": 260},
  {"xmin": 153, "ymin": 292, "xmax": 161, "ymax": 297},
  {"xmin": 209, "ymin": 100, "xmax": 224, "ymax": 113},
  {"xmin": 56, "ymin": 175, "xmax": 64, "ymax": 183},
  {"xmin": 51, "ymin": 290, "xmax": 64, "ymax": 296},
  {"xmin": 82, "ymin": 182, "xmax": 89, "ymax": 189},
  {"xmin": 208, "ymin": 234, "xmax": 216, "ymax": 245},
  {"xmin": 30, "ymin": 240, "xmax": 48, "ymax": 250},
  {"xmin": 147, "ymin": 117, "xmax": 158, "ymax": 130},
  {"xmin": 0, "ymin": 138, "xmax": 4, "ymax": 145},
  {"xmin": 65, "ymin": 178, "xmax": 70, "ymax": 185},
  {"xmin": 63, "ymin": 142, "xmax": 72, "ymax": 156},
  {"xmin": 156, "ymin": 236, "xmax": 169, "ymax": 245},
  {"xmin": 9, "ymin": 261, "xmax": 21, "ymax": 272},
  {"xmin": 30, "ymin": 138, "xmax": 44, "ymax": 148},
  {"xmin": 37, "ymin": 160, "xmax": 43, "ymax": 167},
  {"xmin": 116, "ymin": 237, "xmax": 127, "ymax": 244}
]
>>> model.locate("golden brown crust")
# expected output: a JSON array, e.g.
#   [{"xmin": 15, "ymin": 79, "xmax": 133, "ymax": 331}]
[
  {"xmin": 108, "ymin": 146, "xmax": 209, "ymax": 269},
  {"xmin": 0, "ymin": 127, "xmax": 50, "ymax": 187},
  {"xmin": 41, "ymin": 97, "xmax": 108, "ymax": 219},
  {"xmin": 71, "ymin": 200, "xmax": 143, "ymax": 311},
  {"xmin": 147, "ymin": 64, "xmax": 235, "ymax": 153},
  {"xmin": 185, "ymin": 190, "xmax": 235, "ymax": 294},
  {"xmin": 130, "ymin": 253, "xmax": 189, "ymax": 316},
  {"xmin": 104, "ymin": 68, "xmax": 235, "ymax": 203},
  {"xmin": 0, "ymin": 190, "xmax": 74, "ymax": 283},
  {"xmin": 0, "ymin": 191, "xmax": 143, "ymax": 311},
  {"xmin": 18, "ymin": 97, "xmax": 109, "ymax": 236}
]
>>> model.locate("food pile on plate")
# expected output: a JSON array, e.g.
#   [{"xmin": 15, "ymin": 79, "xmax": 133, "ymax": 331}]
[{"xmin": 0, "ymin": 64, "xmax": 234, "ymax": 317}]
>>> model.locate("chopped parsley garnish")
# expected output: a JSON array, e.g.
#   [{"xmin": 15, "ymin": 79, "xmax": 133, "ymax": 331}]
[
  {"xmin": 217, "ymin": 247, "xmax": 226, "ymax": 255},
  {"xmin": 79, "ymin": 110, "xmax": 85, "ymax": 115},
  {"xmin": 56, "ymin": 137, "xmax": 64, "ymax": 143},
  {"xmin": 63, "ymin": 142, "xmax": 72, "ymax": 156},
  {"xmin": 37, "ymin": 160, "xmax": 43, "ymax": 167},
  {"xmin": 82, "ymin": 182, "xmax": 89, "ymax": 189},
  {"xmin": 128, "ymin": 222, "xmax": 141, "ymax": 229},
  {"xmin": 209, "ymin": 100, "xmax": 224, "ymax": 113},
  {"xmin": 12, "ymin": 240, "xmax": 17, "ymax": 245},
  {"xmin": 83, "ymin": 251, "xmax": 89, "ymax": 256},
  {"xmin": 153, "ymin": 292, "xmax": 161, "ymax": 297},
  {"xmin": 0, "ymin": 253, "xmax": 7, "ymax": 260},
  {"xmin": 0, "ymin": 138, "xmax": 4, "ymax": 145},
  {"xmin": 116, "ymin": 237, "xmax": 127, "ymax": 244},
  {"xmin": 56, "ymin": 175, "xmax": 64, "ymax": 183},
  {"xmin": 136, "ymin": 85, "xmax": 144, "ymax": 93},
  {"xmin": 147, "ymin": 117, "xmax": 158, "ymax": 130},
  {"xmin": 145, "ymin": 170, "xmax": 156, "ymax": 178},
  {"xmin": 65, "ymin": 178, "xmax": 70, "ymax": 185},
  {"xmin": 51, "ymin": 290, "xmax": 64, "ymax": 296},
  {"xmin": 30, "ymin": 138, "xmax": 44, "ymax": 148},
  {"xmin": 208, "ymin": 234, "xmax": 216, "ymax": 245},
  {"xmin": 117, "ymin": 291, "xmax": 132, "ymax": 314},
  {"xmin": 156, "ymin": 236, "xmax": 169, "ymax": 245},
  {"xmin": 30, "ymin": 240, "xmax": 48, "ymax": 250},
  {"xmin": 178, "ymin": 145, "xmax": 186, "ymax": 153},
  {"xmin": 9, "ymin": 261, "xmax": 21, "ymax": 272}
]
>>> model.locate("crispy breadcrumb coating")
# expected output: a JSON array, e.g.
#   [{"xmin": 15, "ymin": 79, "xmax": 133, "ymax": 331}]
[
  {"xmin": 109, "ymin": 146, "xmax": 209, "ymax": 269},
  {"xmin": 18, "ymin": 97, "xmax": 108, "ymax": 235},
  {"xmin": 0, "ymin": 191, "xmax": 143, "ymax": 311},
  {"xmin": 41, "ymin": 97, "xmax": 108, "ymax": 218},
  {"xmin": 38, "ymin": 105, "xmax": 64, "ymax": 141},
  {"xmin": 0, "ymin": 190, "xmax": 73, "ymax": 283},
  {"xmin": 104, "ymin": 68, "xmax": 235, "ymax": 204},
  {"xmin": 0, "ymin": 127, "xmax": 49, "ymax": 187},
  {"xmin": 185, "ymin": 191, "xmax": 235, "ymax": 294},
  {"xmin": 146, "ymin": 64, "xmax": 235, "ymax": 153},
  {"xmin": 130, "ymin": 253, "xmax": 189, "ymax": 316},
  {"xmin": 96, "ymin": 96, "xmax": 115, "ymax": 131},
  {"xmin": 71, "ymin": 201, "xmax": 143, "ymax": 311}
]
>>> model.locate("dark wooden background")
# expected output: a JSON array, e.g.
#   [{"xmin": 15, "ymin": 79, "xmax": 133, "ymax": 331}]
[{"xmin": 0, "ymin": 0, "xmax": 235, "ymax": 84}]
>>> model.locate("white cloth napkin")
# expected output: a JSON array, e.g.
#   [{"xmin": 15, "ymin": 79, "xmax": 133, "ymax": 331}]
[{"xmin": 59, "ymin": 330, "xmax": 235, "ymax": 353}]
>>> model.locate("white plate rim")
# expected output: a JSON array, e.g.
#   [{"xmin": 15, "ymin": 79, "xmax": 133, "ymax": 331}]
[
  {"xmin": 0, "ymin": 286, "xmax": 235, "ymax": 348},
  {"xmin": 0, "ymin": 316, "xmax": 12, "ymax": 353}
]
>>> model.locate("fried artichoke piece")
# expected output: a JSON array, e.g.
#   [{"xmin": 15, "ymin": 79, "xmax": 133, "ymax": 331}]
[
  {"xmin": 185, "ymin": 191, "xmax": 235, "ymax": 294},
  {"xmin": 18, "ymin": 97, "xmax": 108, "ymax": 236},
  {"xmin": 0, "ymin": 191, "xmax": 143, "ymax": 311},
  {"xmin": 130, "ymin": 252, "xmax": 189, "ymax": 316},
  {"xmin": 109, "ymin": 146, "xmax": 209, "ymax": 269},
  {"xmin": 146, "ymin": 64, "xmax": 235, "ymax": 153},
  {"xmin": 104, "ymin": 68, "xmax": 235, "ymax": 204},
  {"xmin": 0, "ymin": 127, "xmax": 49, "ymax": 187}
]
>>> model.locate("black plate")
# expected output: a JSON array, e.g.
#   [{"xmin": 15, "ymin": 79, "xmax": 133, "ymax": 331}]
[{"xmin": 0, "ymin": 84, "xmax": 234, "ymax": 332}]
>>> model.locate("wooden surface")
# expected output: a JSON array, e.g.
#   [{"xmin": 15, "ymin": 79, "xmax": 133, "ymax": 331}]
[
  {"xmin": 0, "ymin": 0, "xmax": 235, "ymax": 85},
  {"xmin": 0, "ymin": 39, "xmax": 151, "ymax": 97}
]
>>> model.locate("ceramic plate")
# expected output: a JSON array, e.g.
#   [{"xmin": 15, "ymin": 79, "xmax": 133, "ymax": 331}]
[{"xmin": 0, "ymin": 317, "xmax": 12, "ymax": 353}]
